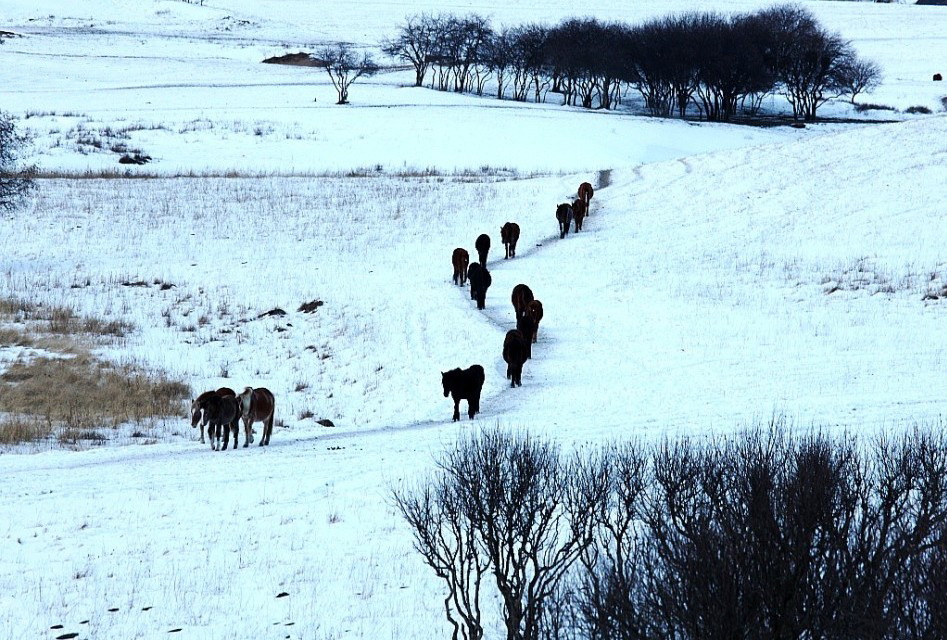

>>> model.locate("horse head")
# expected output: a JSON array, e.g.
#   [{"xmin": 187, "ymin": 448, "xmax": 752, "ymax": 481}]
[{"xmin": 190, "ymin": 398, "xmax": 203, "ymax": 427}]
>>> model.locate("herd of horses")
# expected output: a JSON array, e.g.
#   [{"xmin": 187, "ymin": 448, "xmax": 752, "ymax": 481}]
[
  {"xmin": 442, "ymin": 181, "xmax": 594, "ymax": 421},
  {"xmin": 190, "ymin": 182, "xmax": 596, "ymax": 439},
  {"xmin": 190, "ymin": 386, "xmax": 276, "ymax": 450}
]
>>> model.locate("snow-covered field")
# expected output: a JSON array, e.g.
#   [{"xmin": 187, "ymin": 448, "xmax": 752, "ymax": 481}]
[{"xmin": 1, "ymin": 1, "xmax": 947, "ymax": 638}]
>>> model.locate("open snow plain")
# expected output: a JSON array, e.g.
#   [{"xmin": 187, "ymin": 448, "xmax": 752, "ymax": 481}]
[{"xmin": 1, "ymin": 1, "xmax": 947, "ymax": 638}]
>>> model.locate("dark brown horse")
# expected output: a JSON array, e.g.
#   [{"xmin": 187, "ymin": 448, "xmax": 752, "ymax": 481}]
[
  {"xmin": 500, "ymin": 222, "xmax": 520, "ymax": 259},
  {"xmin": 194, "ymin": 392, "xmax": 241, "ymax": 451},
  {"xmin": 441, "ymin": 365, "xmax": 485, "ymax": 421},
  {"xmin": 236, "ymin": 387, "xmax": 276, "ymax": 446},
  {"xmin": 467, "ymin": 262, "xmax": 492, "ymax": 310},
  {"xmin": 452, "ymin": 247, "xmax": 469, "ymax": 286},
  {"xmin": 572, "ymin": 198, "xmax": 587, "ymax": 232},
  {"xmin": 515, "ymin": 313, "xmax": 536, "ymax": 360},
  {"xmin": 526, "ymin": 299, "xmax": 543, "ymax": 344},
  {"xmin": 511, "ymin": 283, "xmax": 534, "ymax": 320},
  {"xmin": 475, "ymin": 233, "xmax": 490, "ymax": 268},
  {"xmin": 556, "ymin": 203, "xmax": 573, "ymax": 239},
  {"xmin": 578, "ymin": 181, "xmax": 594, "ymax": 214},
  {"xmin": 191, "ymin": 387, "xmax": 237, "ymax": 445},
  {"xmin": 503, "ymin": 330, "xmax": 529, "ymax": 388}
]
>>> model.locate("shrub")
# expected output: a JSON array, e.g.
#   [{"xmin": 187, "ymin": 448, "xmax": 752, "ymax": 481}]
[{"xmin": 905, "ymin": 105, "xmax": 932, "ymax": 114}]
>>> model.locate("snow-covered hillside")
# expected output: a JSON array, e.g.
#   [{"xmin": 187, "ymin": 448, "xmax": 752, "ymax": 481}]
[{"xmin": 1, "ymin": 1, "xmax": 946, "ymax": 639}]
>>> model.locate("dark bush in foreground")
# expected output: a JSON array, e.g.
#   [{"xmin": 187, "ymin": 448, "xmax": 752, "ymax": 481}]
[{"xmin": 398, "ymin": 427, "xmax": 947, "ymax": 640}]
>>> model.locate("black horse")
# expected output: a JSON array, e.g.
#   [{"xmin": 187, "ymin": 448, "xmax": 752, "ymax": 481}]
[
  {"xmin": 441, "ymin": 365, "xmax": 485, "ymax": 421},
  {"xmin": 198, "ymin": 394, "xmax": 242, "ymax": 451},
  {"xmin": 516, "ymin": 312, "xmax": 536, "ymax": 360},
  {"xmin": 503, "ymin": 330, "xmax": 529, "ymax": 388},
  {"xmin": 556, "ymin": 203, "xmax": 574, "ymax": 239},
  {"xmin": 475, "ymin": 233, "xmax": 490, "ymax": 268},
  {"xmin": 467, "ymin": 262, "xmax": 492, "ymax": 310}
]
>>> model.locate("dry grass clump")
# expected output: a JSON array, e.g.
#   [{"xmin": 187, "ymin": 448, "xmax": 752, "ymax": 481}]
[
  {"xmin": 0, "ymin": 415, "xmax": 53, "ymax": 446},
  {"xmin": 0, "ymin": 296, "xmax": 188, "ymax": 446},
  {"xmin": 0, "ymin": 355, "xmax": 190, "ymax": 433},
  {"xmin": 0, "ymin": 296, "xmax": 130, "ymax": 338}
]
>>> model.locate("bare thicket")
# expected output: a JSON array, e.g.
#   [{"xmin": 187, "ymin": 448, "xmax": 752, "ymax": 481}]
[
  {"xmin": 0, "ymin": 111, "xmax": 36, "ymax": 210},
  {"xmin": 394, "ymin": 430, "xmax": 609, "ymax": 640},
  {"xmin": 382, "ymin": 4, "xmax": 876, "ymax": 121}
]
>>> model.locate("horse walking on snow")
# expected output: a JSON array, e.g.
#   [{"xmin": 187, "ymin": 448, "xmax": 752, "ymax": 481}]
[
  {"xmin": 572, "ymin": 198, "xmax": 587, "ymax": 232},
  {"xmin": 441, "ymin": 365, "xmax": 485, "ymax": 421},
  {"xmin": 556, "ymin": 203, "xmax": 573, "ymax": 239},
  {"xmin": 501, "ymin": 222, "xmax": 520, "ymax": 259},
  {"xmin": 191, "ymin": 387, "xmax": 238, "ymax": 446},
  {"xmin": 452, "ymin": 247, "xmax": 470, "ymax": 286},
  {"xmin": 503, "ymin": 330, "xmax": 529, "ymax": 388},
  {"xmin": 475, "ymin": 234, "xmax": 490, "ymax": 268},
  {"xmin": 578, "ymin": 181, "xmax": 594, "ymax": 213},
  {"xmin": 236, "ymin": 387, "xmax": 276, "ymax": 447}
]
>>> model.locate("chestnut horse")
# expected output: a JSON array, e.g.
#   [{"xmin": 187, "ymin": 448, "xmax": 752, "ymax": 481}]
[
  {"xmin": 236, "ymin": 387, "xmax": 276, "ymax": 447},
  {"xmin": 452, "ymin": 247, "xmax": 469, "ymax": 286},
  {"xmin": 526, "ymin": 299, "xmax": 543, "ymax": 343},
  {"xmin": 191, "ymin": 387, "xmax": 237, "ymax": 445},
  {"xmin": 441, "ymin": 365, "xmax": 485, "ymax": 421},
  {"xmin": 578, "ymin": 182, "xmax": 594, "ymax": 213},
  {"xmin": 475, "ymin": 233, "xmax": 490, "ymax": 268},
  {"xmin": 572, "ymin": 198, "xmax": 587, "ymax": 232},
  {"xmin": 500, "ymin": 222, "xmax": 520, "ymax": 259},
  {"xmin": 556, "ymin": 203, "xmax": 573, "ymax": 239},
  {"xmin": 511, "ymin": 283, "xmax": 534, "ymax": 320},
  {"xmin": 503, "ymin": 330, "xmax": 529, "ymax": 388}
]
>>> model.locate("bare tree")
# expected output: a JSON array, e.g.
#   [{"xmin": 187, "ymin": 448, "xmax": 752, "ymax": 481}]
[
  {"xmin": 836, "ymin": 54, "xmax": 882, "ymax": 104},
  {"xmin": 382, "ymin": 14, "xmax": 438, "ymax": 87},
  {"xmin": 0, "ymin": 111, "xmax": 36, "ymax": 211},
  {"xmin": 446, "ymin": 430, "xmax": 608, "ymax": 640},
  {"xmin": 393, "ymin": 478, "xmax": 490, "ymax": 640},
  {"xmin": 318, "ymin": 43, "xmax": 379, "ymax": 104}
]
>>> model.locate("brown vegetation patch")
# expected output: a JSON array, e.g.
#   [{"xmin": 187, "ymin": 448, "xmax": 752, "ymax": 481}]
[
  {"xmin": 0, "ymin": 296, "xmax": 189, "ymax": 446},
  {"xmin": 0, "ymin": 355, "xmax": 190, "ymax": 432},
  {"xmin": 262, "ymin": 52, "xmax": 327, "ymax": 67},
  {"xmin": 0, "ymin": 296, "xmax": 131, "ymax": 338},
  {"xmin": 298, "ymin": 299, "xmax": 324, "ymax": 313}
]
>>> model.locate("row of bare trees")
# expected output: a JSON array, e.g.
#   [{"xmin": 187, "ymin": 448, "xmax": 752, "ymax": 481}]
[
  {"xmin": 381, "ymin": 5, "xmax": 881, "ymax": 121},
  {"xmin": 394, "ymin": 428, "xmax": 947, "ymax": 640}
]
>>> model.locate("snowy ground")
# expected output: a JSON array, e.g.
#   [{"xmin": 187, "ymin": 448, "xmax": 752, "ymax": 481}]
[{"xmin": 1, "ymin": 1, "xmax": 947, "ymax": 639}]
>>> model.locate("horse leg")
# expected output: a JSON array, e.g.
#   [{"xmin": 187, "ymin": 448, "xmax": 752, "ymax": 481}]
[
  {"xmin": 242, "ymin": 417, "xmax": 250, "ymax": 448},
  {"xmin": 452, "ymin": 397, "xmax": 460, "ymax": 422},
  {"xmin": 264, "ymin": 415, "xmax": 274, "ymax": 446},
  {"xmin": 470, "ymin": 393, "xmax": 480, "ymax": 418}
]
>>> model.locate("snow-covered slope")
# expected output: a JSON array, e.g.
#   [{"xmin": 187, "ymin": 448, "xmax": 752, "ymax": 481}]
[{"xmin": 1, "ymin": 1, "xmax": 946, "ymax": 638}]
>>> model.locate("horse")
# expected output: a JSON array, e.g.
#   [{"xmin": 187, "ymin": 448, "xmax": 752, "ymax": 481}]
[
  {"xmin": 191, "ymin": 387, "xmax": 237, "ymax": 445},
  {"xmin": 578, "ymin": 181, "xmax": 594, "ymax": 213},
  {"xmin": 195, "ymin": 393, "xmax": 241, "ymax": 451},
  {"xmin": 452, "ymin": 247, "xmax": 469, "ymax": 286},
  {"xmin": 503, "ymin": 330, "xmax": 529, "ymax": 388},
  {"xmin": 556, "ymin": 203, "xmax": 573, "ymax": 239},
  {"xmin": 511, "ymin": 283, "xmax": 534, "ymax": 320},
  {"xmin": 475, "ymin": 234, "xmax": 490, "ymax": 268},
  {"xmin": 441, "ymin": 365, "xmax": 485, "ymax": 421},
  {"xmin": 515, "ymin": 313, "xmax": 536, "ymax": 360},
  {"xmin": 500, "ymin": 222, "xmax": 520, "ymax": 259},
  {"xmin": 236, "ymin": 386, "xmax": 276, "ymax": 447},
  {"xmin": 467, "ymin": 262, "xmax": 492, "ymax": 310},
  {"xmin": 572, "ymin": 198, "xmax": 587, "ymax": 232},
  {"xmin": 526, "ymin": 299, "xmax": 543, "ymax": 344}
]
